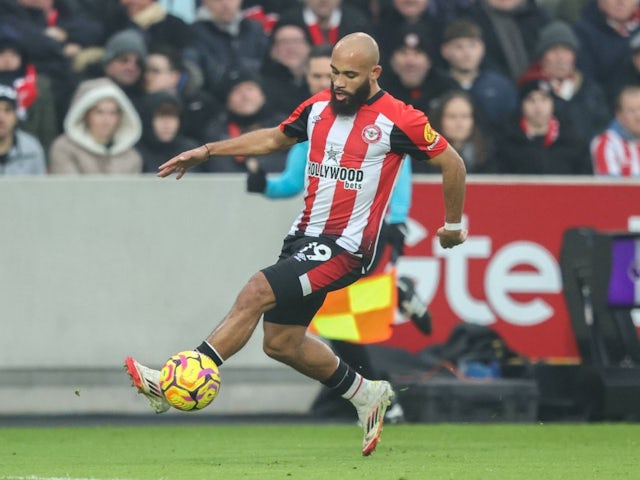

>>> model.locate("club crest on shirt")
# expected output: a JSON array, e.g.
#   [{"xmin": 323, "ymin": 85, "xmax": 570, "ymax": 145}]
[
  {"xmin": 423, "ymin": 122, "xmax": 438, "ymax": 143},
  {"xmin": 361, "ymin": 124, "xmax": 382, "ymax": 144}
]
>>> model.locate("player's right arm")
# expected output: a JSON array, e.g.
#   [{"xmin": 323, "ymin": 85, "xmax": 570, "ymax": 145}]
[{"xmin": 158, "ymin": 127, "xmax": 297, "ymax": 179}]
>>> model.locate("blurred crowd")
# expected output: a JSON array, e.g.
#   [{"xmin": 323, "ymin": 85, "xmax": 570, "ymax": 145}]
[{"xmin": 1, "ymin": 0, "xmax": 639, "ymax": 177}]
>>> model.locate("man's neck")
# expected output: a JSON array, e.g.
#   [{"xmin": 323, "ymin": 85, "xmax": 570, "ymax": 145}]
[{"xmin": 450, "ymin": 68, "xmax": 479, "ymax": 87}]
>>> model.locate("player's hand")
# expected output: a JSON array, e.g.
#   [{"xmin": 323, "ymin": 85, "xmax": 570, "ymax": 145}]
[
  {"xmin": 436, "ymin": 226, "xmax": 467, "ymax": 249},
  {"xmin": 158, "ymin": 145, "xmax": 209, "ymax": 179}
]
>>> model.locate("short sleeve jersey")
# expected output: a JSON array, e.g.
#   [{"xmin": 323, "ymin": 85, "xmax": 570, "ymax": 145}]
[{"xmin": 279, "ymin": 89, "xmax": 448, "ymax": 266}]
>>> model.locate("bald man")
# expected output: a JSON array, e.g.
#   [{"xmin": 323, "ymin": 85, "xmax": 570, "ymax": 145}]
[{"xmin": 126, "ymin": 33, "xmax": 467, "ymax": 456}]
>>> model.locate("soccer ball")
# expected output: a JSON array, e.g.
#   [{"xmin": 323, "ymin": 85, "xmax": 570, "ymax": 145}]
[{"xmin": 159, "ymin": 350, "xmax": 221, "ymax": 411}]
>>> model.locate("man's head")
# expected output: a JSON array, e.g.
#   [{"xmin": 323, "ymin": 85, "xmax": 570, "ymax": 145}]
[
  {"xmin": 598, "ymin": 0, "xmax": 640, "ymax": 23},
  {"xmin": 120, "ymin": 0, "xmax": 155, "ymax": 17},
  {"xmin": 0, "ymin": 84, "xmax": 18, "ymax": 140},
  {"xmin": 202, "ymin": 0, "xmax": 242, "ymax": 25},
  {"xmin": 519, "ymin": 78, "xmax": 554, "ymax": 128},
  {"xmin": 535, "ymin": 20, "xmax": 579, "ymax": 79},
  {"xmin": 330, "ymin": 32, "xmax": 381, "ymax": 115},
  {"xmin": 393, "ymin": 0, "xmax": 429, "ymax": 20},
  {"xmin": 441, "ymin": 19, "xmax": 484, "ymax": 74},
  {"xmin": 306, "ymin": 44, "xmax": 333, "ymax": 95},
  {"xmin": 306, "ymin": 0, "xmax": 342, "ymax": 20},
  {"xmin": 389, "ymin": 26, "xmax": 431, "ymax": 89},
  {"xmin": 222, "ymin": 68, "xmax": 266, "ymax": 117},
  {"xmin": 103, "ymin": 29, "xmax": 147, "ymax": 87},
  {"xmin": 269, "ymin": 24, "xmax": 311, "ymax": 75},
  {"xmin": 0, "ymin": 24, "xmax": 26, "ymax": 76},
  {"xmin": 616, "ymin": 85, "xmax": 640, "ymax": 137},
  {"xmin": 486, "ymin": 0, "xmax": 526, "ymax": 11},
  {"xmin": 144, "ymin": 47, "xmax": 182, "ymax": 94}
]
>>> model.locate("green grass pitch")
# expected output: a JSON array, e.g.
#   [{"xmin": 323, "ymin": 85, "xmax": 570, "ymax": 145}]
[{"xmin": 1, "ymin": 423, "xmax": 638, "ymax": 480}]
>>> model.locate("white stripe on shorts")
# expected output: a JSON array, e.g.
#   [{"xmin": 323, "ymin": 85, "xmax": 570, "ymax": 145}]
[{"xmin": 299, "ymin": 273, "xmax": 312, "ymax": 296}]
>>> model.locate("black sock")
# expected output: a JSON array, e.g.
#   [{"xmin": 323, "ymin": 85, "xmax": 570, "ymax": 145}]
[
  {"xmin": 195, "ymin": 341, "xmax": 224, "ymax": 367},
  {"xmin": 321, "ymin": 358, "xmax": 356, "ymax": 395}
]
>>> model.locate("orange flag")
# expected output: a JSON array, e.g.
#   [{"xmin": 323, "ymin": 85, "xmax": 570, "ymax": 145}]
[{"xmin": 309, "ymin": 268, "xmax": 397, "ymax": 344}]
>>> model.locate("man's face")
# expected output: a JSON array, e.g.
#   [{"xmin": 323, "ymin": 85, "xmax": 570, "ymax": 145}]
[
  {"xmin": 203, "ymin": 0, "xmax": 242, "ymax": 24},
  {"xmin": 0, "ymin": 48, "xmax": 22, "ymax": 72},
  {"xmin": 393, "ymin": 0, "xmax": 428, "ymax": 19},
  {"xmin": 617, "ymin": 89, "xmax": 640, "ymax": 137},
  {"xmin": 441, "ymin": 37, "xmax": 484, "ymax": 73},
  {"xmin": 540, "ymin": 46, "xmax": 576, "ymax": 80},
  {"xmin": 226, "ymin": 81, "xmax": 265, "ymax": 117},
  {"xmin": 153, "ymin": 114, "xmax": 180, "ymax": 142},
  {"xmin": 105, "ymin": 52, "xmax": 142, "ymax": 87},
  {"xmin": 329, "ymin": 49, "xmax": 375, "ymax": 115},
  {"xmin": 522, "ymin": 90, "xmax": 554, "ymax": 128},
  {"xmin": 306, "ymin": 56, "xmax": 332, "ymax": 94},
  {"xmin": 487, "ymin": 0, "xmax": 525, "ymax": 11},
  {"xmin": 390, "ymin": 47, "xmax": 430, "ymax": 88},
  {"xmin": 144, "ymin": 54, "xmax": 180, "ymax": 93},
  {"xmin": 0, "ymin": 100, "xmax": 17, "ymax": 140},
  {"xmin": 270, "ymin": 26, "xmax": 310, "ymax": 73},
  {"xmin": 306, "ymin": 0, "xmax": 341, "ymax": 19},
  {"xmin": 598, "ymin": 0, "xmax": 640, "ymax": 22}
]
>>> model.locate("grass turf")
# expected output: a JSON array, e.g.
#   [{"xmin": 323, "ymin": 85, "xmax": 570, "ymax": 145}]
[{"xmin": 1, "ymin": 423, "xmax": 638, "ymax": 480}]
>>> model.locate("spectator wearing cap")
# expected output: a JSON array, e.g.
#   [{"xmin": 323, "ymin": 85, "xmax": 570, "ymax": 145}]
[
  {"xmin": 260, "ymin": 24, "xmax": 312, "ymax": 117},
  {"xmin": 461, "ymin": 0, "xmax": 551, "ymax": 80},
  {"xmin": 275, "ymin": 0, "xmax": 370, "ymax": 47},
  {"xmin": 200, "ymin": 67, "xmax": 287, "ymax": 173},
  {"xmin": 142, "ymin": 45, "xmax": 220, "ymax": 144},
  {"xmin": 186, "ymin": 0, "xmax": 269, "ymax": 99},
  {"xmin": 440, "ymin": 18, "xmax": 517, "ymax": 127},
  {"xmin": 136, "ymin": 91, "xmax": 199, "ymax": 173},
  {"xmin": 0, "ymin": 84, "xmax": 46, "ymax": 175},
  {"xmin": 591, "ymin": 85, "xmax": 640, "ymax": 177},
  {"xmin": 0, "ymin": 23, "xmax": 59, "ymax": 155},
  {"xmin": 383, "ymin": 24, "xmax": 457, "ymax": 115},
  {"xmin": 575, "ymin": 0, "xmax": 640, "ymax": 102},
  {"xmin": 49, "ymin": 77, "xmax": 142, "ymax": 174},
  {"xmin": 495, "ymin": 78, "xmax": 592, "ymax": 174},
  {"xmin": 376, "ymin": 0, "xmax": 444, "ymax": 61},
  {"xmin": 519, "ymin": 19, "xmax": 610, "ymax": 150}
]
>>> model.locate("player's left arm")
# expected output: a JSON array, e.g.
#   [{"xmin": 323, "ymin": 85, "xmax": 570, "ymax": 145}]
[{"xmin": 428, "ymin": 145, "xmax": 467, "ymax": 249}]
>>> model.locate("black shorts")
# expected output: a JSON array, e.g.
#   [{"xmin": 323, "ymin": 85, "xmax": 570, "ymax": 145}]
[{"xmin": 261, "ymin": 235, "xmax": 364, "ymax": 326}]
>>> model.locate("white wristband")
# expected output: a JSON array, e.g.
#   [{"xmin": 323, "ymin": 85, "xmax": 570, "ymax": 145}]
[{"xmin": 444, "ymin": 222, "xmax": 463, "ymax": 231}]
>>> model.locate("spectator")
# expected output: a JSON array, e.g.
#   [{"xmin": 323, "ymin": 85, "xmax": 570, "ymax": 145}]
[
  {"xmin": 143, "ymin": 45, "xmax": 220, "ymax": 143},
  {"xmin": 84, "ymin": 29, "xmax": 148, "ymax": 114},
  {"xmin": 575, "ymin": 0, "xmax": 640, "ymax": 104},
  {"xmin": 520, "ymin": 19, "xmax": 610, "ymax": 149},
  {"xmin": 376, "ymin": 0, "xmax": 443, "ymax": 61},
  {"xmin": 383, "ymin": 24, "xmax": 456, "ymax": 115},
  {"xmin": 108, "ymin": 0, "xmax": 192, "ymax": 52},
  {"xmin": 440, "ymin": 18, "xmax": 518, "ymax": 127},
  {"xmin": 200, "ymin": 67, "xmax": 287, "ymax": 173},
  {"xmin": 0, "ymin": 84, "xmax": 46, "ymax": 175},
  {"xmin": 591, "ymin": 85, "xmax": 640, "ymax": 177},
  {"xmin": 426, "ymin": 90, "xmax": 497, "ymax": 174},
  {"xmin": 612, "ymin": 33, "xmax": 640, "ymax": 102},
  {"xmin": 261, "ymin": 24, "xmax": 312, "ymax": 117},
  {"xmin": 187, "ymin": 0, "xmax": 269, "ymax": 99},
  {"xmin": 275, "ymin": 0, "xmax": 370, "ymax": 46},
  {"xmin": 462, "ymin": 0, "xmax": 551, "ymax": 80},
  {"xmin": 136, "ymin": 91, "xmax": 199, "ymax": 173},
  {"xmin": 0, "ymin": 23, "xmax": 59, "ymax": 154},
  {"xmin": 496, "ymin": 78, "xmax": 592, "ymax": 174},
  {"xmin": 49, "ymin": 77, "xmax": 142, "ymax": 174}
]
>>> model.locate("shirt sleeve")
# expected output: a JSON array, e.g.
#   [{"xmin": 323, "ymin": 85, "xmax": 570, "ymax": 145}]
[{"xmin": 389, "ymin": 102, "xmax": 448, "ymax": 162}]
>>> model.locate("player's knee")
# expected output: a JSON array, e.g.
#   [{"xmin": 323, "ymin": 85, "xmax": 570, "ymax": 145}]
[{"xmin": 263, "ymin": 331, "xmax": 297, "ymax": 363}]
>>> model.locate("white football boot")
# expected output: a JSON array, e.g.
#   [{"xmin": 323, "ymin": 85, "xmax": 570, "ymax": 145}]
[
  {"xmin": 354, "ymin": 380, "xmax": 394, "ymax": 456},
  {"xmin": 124, "ymin": 357, "xmax": 171, "ymax": 414}
]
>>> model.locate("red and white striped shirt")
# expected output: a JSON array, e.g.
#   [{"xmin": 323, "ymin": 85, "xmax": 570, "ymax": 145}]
[
  {"xmin": 280, "ymin": 89, "xmax": 448, "ymax": 266},
  {"xmin": 591, "ymin": 128, "xmax": 640, "ymax": 177}
]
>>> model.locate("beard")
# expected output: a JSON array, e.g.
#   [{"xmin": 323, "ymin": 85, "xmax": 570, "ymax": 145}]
[{"xmin": 330, "ymin": 79, "xmax": 371, "ymax": 116}]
